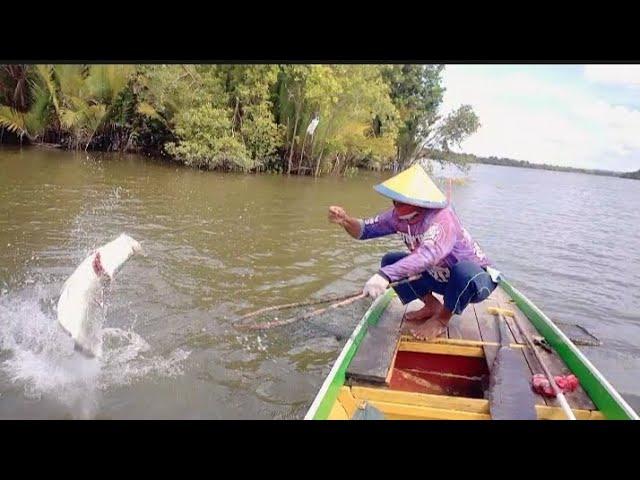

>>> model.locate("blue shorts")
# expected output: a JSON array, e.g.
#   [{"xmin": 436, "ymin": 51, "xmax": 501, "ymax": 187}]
[{"xmin": 381, "ymin": 252, "xmax": 497, "ymax": 314}]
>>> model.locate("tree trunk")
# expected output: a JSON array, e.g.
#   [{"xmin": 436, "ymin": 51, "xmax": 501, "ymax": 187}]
[
  {"xmin": 314, "ymin": 143, "xmax": 325, "ymax": 177},
  {"xmin": 287, "ymin": 109, "xmax": 300, "ymax": 175},
  {"xmin": 85, "ymin": 127, "xmax": 98, "ymax": 152},
  {"xmin": 298, "ymin": 133, "xmax": 307, "ymax": 172},
  {"xmin": 232, "ymin": 97, "xmax": 240, "ymax": 133},
  {"xmin": 332, "ymin": 154, "xmax": 341, "ymax": 175},
  {"xmin": 341, "ymin": 156, "xmax": 352, "ymax": 176},
  {"xmin": 312, "ymin": 115, "xmax": 332, "ymax": 177}
]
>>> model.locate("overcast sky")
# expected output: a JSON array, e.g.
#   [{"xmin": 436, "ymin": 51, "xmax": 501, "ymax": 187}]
[{"xmin": 440, "ymin": 65, "xmax": 640, "ymax": 172}]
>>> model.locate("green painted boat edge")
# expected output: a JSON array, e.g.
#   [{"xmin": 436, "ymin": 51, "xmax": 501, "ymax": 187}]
[
  {"xmin": 500, "ymin": 277, "xmax": 639, "ymax": 420},
  {"xmin": 304, "ymin": 289, "xmax": 395, "ymax": 420}
]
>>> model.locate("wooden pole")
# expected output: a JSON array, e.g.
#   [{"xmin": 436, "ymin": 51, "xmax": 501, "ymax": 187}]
[
  {"xmin": 240, "ymin": 293, "xmax": 366, "ymax": 331},
  {"xmin": 236, "ymin": 291, "xmax": 363, "ymax": 321},
  {"xmin": 236, "ymin": 275, "xmax": 421, "ymax": 330},
  {"xmin": 510, "ymin": 308, "xmax": 576, "ymax": 420}
]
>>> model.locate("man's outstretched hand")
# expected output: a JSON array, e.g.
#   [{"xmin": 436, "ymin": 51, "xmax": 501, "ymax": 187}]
[
  {"xmin": 328, "ymin": 205, "xmax": 363, "ymax": 239},
  {"xmin": 328, "ymin": 206, "xmax": 348, "ymax": 226}
]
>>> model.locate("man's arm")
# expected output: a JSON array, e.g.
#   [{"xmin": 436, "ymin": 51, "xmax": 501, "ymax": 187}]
[{"xmin": 328, "ymin": 206, "xmax": 396, "ymax": 239}]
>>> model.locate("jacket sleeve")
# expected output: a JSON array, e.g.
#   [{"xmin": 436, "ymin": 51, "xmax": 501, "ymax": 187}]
[
  {"xmin": 379, "ymin": 218, "xmax": 456, "ymax": 282},
  {"xmin": 358, "ymin": 209, "xmax": 396, "ymax": 240}
]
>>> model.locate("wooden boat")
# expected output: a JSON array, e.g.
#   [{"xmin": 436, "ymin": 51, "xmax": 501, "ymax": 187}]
[{"xmin": 305, "ymin": 278, "xmax": 639, "ymax": 420}]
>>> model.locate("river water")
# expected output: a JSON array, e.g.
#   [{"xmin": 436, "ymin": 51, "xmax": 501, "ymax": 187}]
[{"xmin": 1, "ymin": 147, "xmax": 638, "ymax": 418}]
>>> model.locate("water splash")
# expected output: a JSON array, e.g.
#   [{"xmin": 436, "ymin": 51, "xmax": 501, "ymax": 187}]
[
  {"xmin": 68, "ymin": 185, "xmax": 132, "ymax": 264},
  {"xmin": 99, "ymin": 328, "xmax": 190, "ymax": 389},
  {"xmin": 0, "ymin": 287, "xmax": 190, "ymax": 419}
]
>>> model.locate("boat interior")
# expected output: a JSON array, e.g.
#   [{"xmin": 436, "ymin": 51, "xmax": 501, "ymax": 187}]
[{"xmin": 329, "ymin": 287, "xmax": 605, "ymax": 420}]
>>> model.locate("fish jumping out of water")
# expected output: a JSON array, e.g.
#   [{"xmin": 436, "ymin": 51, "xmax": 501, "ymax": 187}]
[{"xmin": 57, "ymin": 233, "xmax": 144, "ymax": 358}]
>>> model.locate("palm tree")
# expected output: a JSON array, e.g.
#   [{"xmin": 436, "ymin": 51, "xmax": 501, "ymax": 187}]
[
  {"xmin": 54, "ymin": 64, "xmax": 133, "ymax": 149},
  {"xmin": 0, "ymin": 65, "xmax": 54, "ymax": 143},
  {"xmin": 0, "ymin": 65, "xmax": 31, "ymax": 111}
]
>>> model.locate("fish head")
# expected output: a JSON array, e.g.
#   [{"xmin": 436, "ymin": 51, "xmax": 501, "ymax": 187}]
[
  {"xmin": 118, "ymin": 233, "xmax": 146, "ymax": 257},
  {"xmin": 131, "ymin": 240, "xmax": 146, "ymax": 257}
]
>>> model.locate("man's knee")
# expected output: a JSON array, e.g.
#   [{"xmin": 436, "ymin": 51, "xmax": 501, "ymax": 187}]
[
  {"xmin": 450, "ymin": 261, "xmax": 485, "ymax": 284},
  {"xmin": 448, "ymin": 261, "xmax": 496, "ymax": 310}
]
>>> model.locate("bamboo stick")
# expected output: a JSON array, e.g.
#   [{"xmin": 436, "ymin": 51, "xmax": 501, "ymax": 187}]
[{"xmin": 239, "ymin": 293, "xmax": 366, "ymax": 330}]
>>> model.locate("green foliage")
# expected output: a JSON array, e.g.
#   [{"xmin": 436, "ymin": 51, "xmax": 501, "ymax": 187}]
[
  {"xmin": 219, "ymin": 65, "xmax": 282, "ymax": 164},
  {"xmin": 320, "ymin": 66, "xmax": 399, "ymax": 170},
  {"xmin": 0, "ymin": 106, "xmax": 30, "ymax": 139},
  {"xmin": 139, "ymin": 65, "xmax": 281, "ymax": 168},
  {"xmin": 165, "ymin": 104, "xmax": 251, "ymax": 170},
  {"xmin": 242, "ymin": 103, "xmax": 283, "ymax": 162},
  {"xmin": 432, "ymin": 104, "xmax": 480, "ymax": 151},
  {"xmin": 381, "ymin": 65, "xmax": 445, "ymax": 166},
  {"xmin": 1, "ymin": 64, "xmax": 480, "ymax": 176},
  {"xmin": 0, "ymin": 78, "xmax": 54, "ymax": 142},
  {"xmin": 0, "ymin": 64, "xmax": 134, "ymax": 148},
  {"xmin": 274, "ymin": 65, "xmax": 400, "ymax": 175},
  {"xmin": 0, "ymin": 65, "xmax": 32, "ymax": 112}
]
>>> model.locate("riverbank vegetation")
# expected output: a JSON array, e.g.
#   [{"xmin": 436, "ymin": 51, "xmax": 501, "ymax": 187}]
[{"xmin": 0, "ymin": 64, "xmax": 480, "ymax": 176}]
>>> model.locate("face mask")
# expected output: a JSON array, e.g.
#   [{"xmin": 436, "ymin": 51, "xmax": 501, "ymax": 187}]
[
  {"xmin": 397, "ymin": 211, "xmax": 419, "ymax": 220},
  {"xmin": 393, "ymin": 202, "xmax": 420, "ymax": 220}
]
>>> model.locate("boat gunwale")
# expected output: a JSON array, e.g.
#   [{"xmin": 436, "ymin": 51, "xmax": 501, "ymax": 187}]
[
  {"xmin": 304, "ymin": 289, "xmax": 395, "ymax": 420},
  {"xmin": 499, "ymin": 277, "xmax": 639, "ymax": 420}
]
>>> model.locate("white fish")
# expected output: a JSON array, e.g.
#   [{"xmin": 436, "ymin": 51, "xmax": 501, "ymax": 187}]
[{"xmin": 57, "ymin": 233, "xmax": 144, "ymax": 358}]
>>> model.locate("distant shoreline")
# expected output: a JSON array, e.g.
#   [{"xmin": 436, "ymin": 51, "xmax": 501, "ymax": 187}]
[
  {"xmin": 472, "ymin": 157, "xmax": 640, "ymax": 180},
  {"xmin": 425, "ymin": 150, "xmax": 640, "ymax": 180}
]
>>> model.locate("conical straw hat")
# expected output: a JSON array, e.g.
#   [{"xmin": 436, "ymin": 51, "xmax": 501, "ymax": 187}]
[{"xmin": 373, "ymin": 163, "xmax": 447, "ymax": 208}]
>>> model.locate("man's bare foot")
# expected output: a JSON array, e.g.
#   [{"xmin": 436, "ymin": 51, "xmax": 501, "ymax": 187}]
[
  {"xmin": 410, "ymin": 318, "xmax": 447, "ymax": 340},
  {"xmin": 410, "ymin": 308, "xmax": 454, "ymax": 341},
  {"xmin": 405, "ymin": 294, "xmax": 442, "ymax": 323}
]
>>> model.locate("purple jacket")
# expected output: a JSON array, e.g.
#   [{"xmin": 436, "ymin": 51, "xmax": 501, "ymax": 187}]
[{"xmin": 358, "ymin": 206, "xmax": 491, "ymax": 282}]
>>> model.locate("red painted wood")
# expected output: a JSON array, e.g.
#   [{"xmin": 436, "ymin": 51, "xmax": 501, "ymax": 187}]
[
  {"xmin": 389, "ymin": 351, "xmax": 489, "ymax": 398},
  {"xmin": 394, "ymin": 351, "xmax": 488, "ymax": 377},
  {"xmin": 389, "ymin": 368, "xmax": 486, "ymax": 398}
]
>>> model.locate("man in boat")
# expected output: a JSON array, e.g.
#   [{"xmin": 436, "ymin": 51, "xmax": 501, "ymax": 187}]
[{"xmin": 328, "ymin": 163, "xmax": 498, "ymax": 340}]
